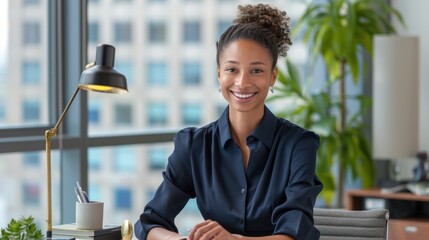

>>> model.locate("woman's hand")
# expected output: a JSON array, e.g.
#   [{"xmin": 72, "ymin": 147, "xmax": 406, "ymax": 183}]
[{"xmin": 188, "ymin": 220, "xmax": 240, "ymax": 240}]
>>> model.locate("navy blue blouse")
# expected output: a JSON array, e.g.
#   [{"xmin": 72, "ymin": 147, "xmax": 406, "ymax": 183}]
[{"xmin": 135, "ymin": 106, "xmax": 323, "ymax": 239}]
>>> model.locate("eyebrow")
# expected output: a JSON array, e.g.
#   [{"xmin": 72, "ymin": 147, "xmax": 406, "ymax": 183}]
[{"xmin": 222, "ymin": 60, "xmax": 267, "ymax": 66}]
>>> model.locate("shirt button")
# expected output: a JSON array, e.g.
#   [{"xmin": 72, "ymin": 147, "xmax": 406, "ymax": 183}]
[
  {"xmin": 238, "ymin": 218, "xmax": 243, "ymax": 224},
  {"xmin": 241, "ymin": 188, "xmax": 246, "ymax": 194}
]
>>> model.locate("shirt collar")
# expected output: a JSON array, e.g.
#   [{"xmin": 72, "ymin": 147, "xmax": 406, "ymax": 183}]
[{"xmin": 218, "ymin": 105, "xmax": 278, "ymax": 148}]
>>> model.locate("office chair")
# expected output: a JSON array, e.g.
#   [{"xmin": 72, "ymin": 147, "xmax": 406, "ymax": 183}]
[{"xmin": 314, "ymin": 208, "xmax": 389, "ymax": 240}]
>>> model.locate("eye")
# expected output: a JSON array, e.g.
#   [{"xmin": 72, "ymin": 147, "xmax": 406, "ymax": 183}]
[
  {"xmin": 225, "ymin": 67, "xmax": 237, "ymax": 73},
  {"xmin": 251, "ymin": 68, "xmax": 264, "ymax": 74}
]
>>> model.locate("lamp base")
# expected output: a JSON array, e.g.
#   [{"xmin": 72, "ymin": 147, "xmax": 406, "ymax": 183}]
[{"xmin": 45, "ymin": 237, "xmax": 75, "ymax": 240}]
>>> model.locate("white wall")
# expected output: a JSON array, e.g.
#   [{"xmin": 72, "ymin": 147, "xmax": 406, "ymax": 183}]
[{"xmin": 392, "ymin": 0, "xmax": 429, "ymax": 153}]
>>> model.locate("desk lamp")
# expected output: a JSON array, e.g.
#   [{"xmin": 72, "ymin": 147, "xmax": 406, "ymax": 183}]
[{"xmin": 45, "ymin": 44, "xmax": 128, "ymax": 238}]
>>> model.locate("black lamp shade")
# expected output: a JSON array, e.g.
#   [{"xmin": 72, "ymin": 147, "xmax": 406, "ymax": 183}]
[{"xmin": 79, "ymin": 44, "xmax": 128, "ymax": 93}]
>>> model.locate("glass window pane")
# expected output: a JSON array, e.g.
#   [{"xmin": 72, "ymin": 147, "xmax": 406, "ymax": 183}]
[
  {"xmin": 182, "ymin": 62, "xmax": 201, "ymax": 85},
  {"xmin": 114, "ymin": 103, "xmax": 132, "ymax": 126},
  {"xmin": 148, "ymin": 147, "xmax": 168, "ymax": 170},
  {"xmin": 115, "ymin": 61, "xmax": 133, "ymax": 84},
  {"xmin": 0, "ymin": 0, "xmax": 49, "ymax": 127},
  {"xmin": 217, "ymin": 20, "xmax": 231, "ymax": 39},
  {"xmin": 148, "ymin": 102, "xmax": 167, "ymax": 126},
  {"xmin": 114, "ymin": 22, "xmax": 132, "ymax": 43},
  {"xmin": 182, "ymin": 103, "xmax": 201, "ymax": 125},
  {"xmin": 183, "ymin": 20, "xmax": 200, "ymax": 43},
  {"xmin": 23, "ymin": 22, "xmax": 40, "ymax": 45},
  {"xmin": 112, "ymin": 146, "xmax": 136, "ymax": 172},
  {"xmin": 148, "ymin": 21, "xmax": 166, "ymax": 43},
  {"xmin": 88, "ymin": 22, "xmax": 99, "ymax": 43},
  {"xmin": 88, "ymin": 100, "xmax": 101, "ymax": 124},
  {"xmin": 23, "ymin": 0, "xmax": 40, "ymax": 5},
  {"xmin": 23, "ymin": 61, "xmax": 41, "ymax": 84},
  {"xmin": 147, "ymin": 61, "xmax": 167, "ymax": 86},
  {"xmin": 23, "ymin": 98, "xmax": 40, "ymax": 123},
  {"xmin": 0, "ymin": 151, "xmax": 61, "ymax": 233}
]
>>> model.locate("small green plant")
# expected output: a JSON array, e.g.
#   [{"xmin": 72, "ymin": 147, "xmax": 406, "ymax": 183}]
[{"xmin": 1, "ymin": 216, "xmax": 43, "ymax": 240}]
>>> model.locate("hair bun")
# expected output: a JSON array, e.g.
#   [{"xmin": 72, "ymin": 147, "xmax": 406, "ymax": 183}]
[{"xmin": 233, "ymin": 4, "xmax": 292, "ymax": 57}]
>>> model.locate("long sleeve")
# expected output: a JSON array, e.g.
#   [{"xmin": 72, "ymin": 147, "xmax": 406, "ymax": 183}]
[{"xmin": 135, "ymin": 130, "xmax": 195, "ymax": 239}]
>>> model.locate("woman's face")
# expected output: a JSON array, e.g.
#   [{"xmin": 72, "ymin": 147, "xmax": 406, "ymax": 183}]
[{"xmin": 217, "ymin": 39, "xmax": 276, "ymax": 114}]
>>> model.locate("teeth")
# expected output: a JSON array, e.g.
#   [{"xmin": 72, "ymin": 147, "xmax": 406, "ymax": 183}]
[{"xmin": 234, "ymin": 92, "xmax": 254, "ymax": 99}]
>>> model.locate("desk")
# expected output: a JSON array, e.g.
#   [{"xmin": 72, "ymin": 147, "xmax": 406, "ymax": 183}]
[{"xmin": 346, "ymin": 189, "xmax": 429, "ymax": 240}]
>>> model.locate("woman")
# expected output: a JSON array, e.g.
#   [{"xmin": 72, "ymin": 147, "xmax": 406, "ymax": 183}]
[{"xmin": 135, "ymin": 4, "xmax": 323, "ymax": 240}]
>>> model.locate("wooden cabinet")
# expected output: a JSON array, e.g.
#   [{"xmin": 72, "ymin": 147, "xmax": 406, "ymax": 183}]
[
  {"xmin": 388, "ymin": 219, "xmax": 429, "ymax": 240},
  {"xmin": 346, "ymin": 189, "xmax": 429, "ymax": 240}
]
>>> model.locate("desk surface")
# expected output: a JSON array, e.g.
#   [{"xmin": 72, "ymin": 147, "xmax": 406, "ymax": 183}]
[{"xmin": 346, "ymin": 189, "xmax": 429, "ymax": 210}]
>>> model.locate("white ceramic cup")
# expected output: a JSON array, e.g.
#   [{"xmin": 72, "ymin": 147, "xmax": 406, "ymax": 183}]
[{"xmin": 76, "ymin": 201, "xmax": 104, "ymax": 230}]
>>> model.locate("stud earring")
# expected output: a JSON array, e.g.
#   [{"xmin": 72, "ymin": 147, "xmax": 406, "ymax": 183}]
[
  {"xmin": 218, "ymin": 87, "xmax": 221, "ymax": 93},
  {"xmin": 270, "ymin": 86, "xmax": 274, "ymax": 93}
]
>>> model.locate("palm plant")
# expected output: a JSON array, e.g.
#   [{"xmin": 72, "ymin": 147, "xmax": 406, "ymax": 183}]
[{"xmin": 270, "ymin": 0, "xmax": 405, "ymax": 207}]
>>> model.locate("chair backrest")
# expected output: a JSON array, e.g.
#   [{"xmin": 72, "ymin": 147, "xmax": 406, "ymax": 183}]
[{"xmin": 314, "ymin": 208, "xmax": 389, "ymax": 240}]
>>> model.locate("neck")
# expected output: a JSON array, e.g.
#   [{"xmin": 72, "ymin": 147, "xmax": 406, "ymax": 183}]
[{"xmin": 228, "ymin": 106, "xmax": 264, "ymax": 143}]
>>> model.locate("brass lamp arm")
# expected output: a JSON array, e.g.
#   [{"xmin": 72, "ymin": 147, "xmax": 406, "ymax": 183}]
[
  {"xmin": 52, "ymin": 87, "xmax": 81, "ymax": 132},
  {"xmin": 45, "ymin": 86, "xmax": 80, "ymax": 238}
]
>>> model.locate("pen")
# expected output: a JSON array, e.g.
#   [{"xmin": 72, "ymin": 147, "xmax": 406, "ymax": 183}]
[
  {"xmin": 74, "ymin": 187, "xmax": 84, "ymax": 203},
  {"xmin": 76, "ymin": 181, "xmax": 89, "ymax": 203}
]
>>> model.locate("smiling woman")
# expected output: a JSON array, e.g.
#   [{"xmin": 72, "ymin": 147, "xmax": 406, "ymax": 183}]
[
  {"xmin": 0, "ymin": 0, "xmax": 309, "ymax": 237},
  {"xmin": 135, "ymin": 3, "xmax": 322, "ymax": 240}
]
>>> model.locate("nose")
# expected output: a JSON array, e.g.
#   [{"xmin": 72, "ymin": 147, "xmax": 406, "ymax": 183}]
[{"xmin": 235, "ymin": 71, "xmax": 251, "ymax": 88}]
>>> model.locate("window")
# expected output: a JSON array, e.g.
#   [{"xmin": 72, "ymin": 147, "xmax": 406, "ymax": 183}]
[
  {"xmin": 23, "ymin": 22, "xmax": 40, "ymax": 45},
  {"xmin": 114, "ymin": 22, "xmax": 132, "ymax": 43},
  {"xmin": 0, "ymin": 101, "xmax": 5, "ymax": 122},
  {"xmin": 147, "ymin": 62, "xmax": 167, "ymax": 86},
  {"xmin": 182, "ymin": 62, "xmax": 201, "ymax": 85},
  {"xmin": 148, "ymin": 22, "xmax": 166, "ymax": 43},
  {"xmin": 114, "ymin": 103, "xmax": 132, "ymax": 125},
  {"xmin": 114, "ymin": 187, "xmax": 132, "ymax": 210},
  {"xmin": 23, "ymin": 0, "xmax": 40, "ymax": 5},
  {"xmin": 182, "ymin": 103, "xmax": 201, "ymax": 125},
  {"xmin": 88, "ymin": 101, "xmax": 100, "ymax": 124},
  {"xmin": 88, "ymin": 22, "xmax": 99, "ymax": 43},
  {"xmin": 148, "ymin": 102, "xmax": 167, "ymax": 126},
  {"xmin": 24, "ymin": 152, "xmax": 40, "ymax": 167},
  {"xmin": 183, "ymin": 20, "xmax": 200, "ymax": 43},
  {"xmin": 148, "ymin": 147, "xmax": 167, "ymax": 170},
  {"xmin": 88, "ymin": 184, "xmax": 102, "ymax": 202},
  {"xmin": 22, "ymin": 61, "xmax": 40, "ymax": 84},
  {"xmin": 22, "ymin": 99, "xmax": 40, "ymax": 122},
  {"xmin": 217, "ymin": 20, "xmax": 231, "ymax": 39},
  {"xmin": 23, "ymin": 182, "xmax": 40, "ymax": 205},
  {"xmin": 112, "ymin": 146, "xmax": 136, "ymax": 172},
  {"xmin": 89, "ymin": 148, "xmax": 102, "ymax": 171},
  {"xmin": 115, "ymin": 61, "xmax": 133, "ymax": 84}
]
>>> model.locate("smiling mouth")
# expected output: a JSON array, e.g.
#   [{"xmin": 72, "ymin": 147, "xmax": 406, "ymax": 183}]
[{"xmin": 232, "ymin": 91, "xmax": 256, "ymax": 99}]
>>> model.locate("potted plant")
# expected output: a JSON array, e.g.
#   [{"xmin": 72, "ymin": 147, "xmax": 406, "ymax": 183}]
[
  {"xmin": 269, "ymin": 0, "xmax": 405, "ymax": 207},
  {"xmin": 0, "ymin": 216, "xmax": 43, "ymax": 240}
]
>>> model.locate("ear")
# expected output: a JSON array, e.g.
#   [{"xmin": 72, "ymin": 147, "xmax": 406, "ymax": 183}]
[
  {"xmin": 217, "ymin": 67, "xmax": 221, "ymax": 84},
  {"xmin": 271, "ymin": 67, "xmax": 278, "ymax": 86}
]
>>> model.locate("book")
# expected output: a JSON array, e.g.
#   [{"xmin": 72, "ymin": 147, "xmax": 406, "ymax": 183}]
[
  {"xmin": 53, "ymin": 231, "xmax": 122, "ymax": 240},
  {"xmin": 381, "ymin": 181, "xmax": 429, "ymax": 195},
  {"xmin": 52, "ymin": 223, "xmax": 121, "ymax": 237}
]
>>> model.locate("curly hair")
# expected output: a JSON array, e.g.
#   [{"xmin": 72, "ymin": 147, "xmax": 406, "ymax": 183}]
[{"xmin": 216, "ymin": 3, "xmax": 292, "ymax": 69}]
